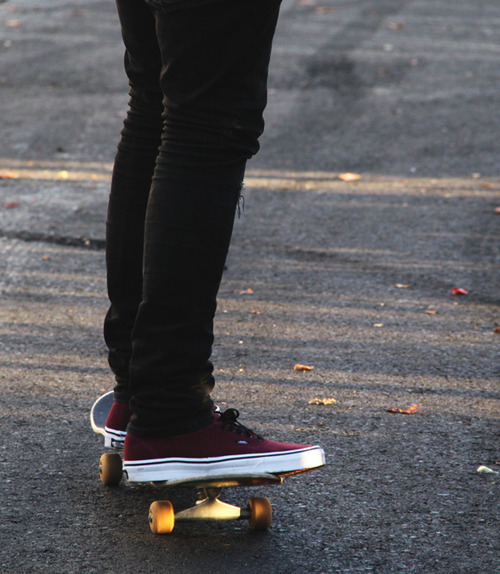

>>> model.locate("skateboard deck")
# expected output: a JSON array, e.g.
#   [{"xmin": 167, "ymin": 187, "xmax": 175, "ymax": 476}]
[
  {"xmin": 90, "ymin": 390, "xmax": 114, "ymax": 439},
  {"xmin": 91, "ymin": 392, "xmax": 285, "ymax": 533}
]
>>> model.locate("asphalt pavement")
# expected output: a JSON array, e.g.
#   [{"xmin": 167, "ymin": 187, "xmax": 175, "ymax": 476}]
[{"xmin": 0, "ymin": 1, "xmax": 499, "ymax": 572}]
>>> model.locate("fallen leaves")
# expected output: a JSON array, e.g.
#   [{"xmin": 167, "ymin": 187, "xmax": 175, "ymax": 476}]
[
  {"xmin": 5, "ymin": 19, "xmax": 23, "ymax": 29},
  {"xmin": 294, "ymin": 364, "xmax": 314, "ymax": 372},
  {"xmin": 477, "ymin": 465, "xmax": 499, "ymax": 475},
  {"xmin": 386, "ymin": 403, "xmax": 421, "ymax": 415},
  {"xmin": 388, "ymin": 283, "xmax": 472, "ymax": 299},
  {"xmin": 338, "ymin": 172, "xmax": 361, "ymax": 182},
  {"xmin": 0, "ymin": 171, "xmax": 18, "ymax": 179},
  {"xmin": 308, "ymin": 398, "xmax": 336, "ymax": 405},
  {"xmin": 386, "ymin": 21, "xmax": 404, "ymax": 30}
]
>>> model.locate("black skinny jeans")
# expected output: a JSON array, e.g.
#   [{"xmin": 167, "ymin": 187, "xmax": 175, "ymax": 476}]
[{"xmin": 104, "ymin": 0, "xmax": 282, "ymax": 435}]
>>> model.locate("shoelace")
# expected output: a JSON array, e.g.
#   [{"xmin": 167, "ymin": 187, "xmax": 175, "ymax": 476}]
[{"xmin": 219, "ymin": 408, "xmax": 263, "ymax": 440}]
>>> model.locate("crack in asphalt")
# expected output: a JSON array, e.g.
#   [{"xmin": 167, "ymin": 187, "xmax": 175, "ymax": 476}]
[{"xmin": 0, "ymin": 229, "xmax": 105, "ymax": 250}]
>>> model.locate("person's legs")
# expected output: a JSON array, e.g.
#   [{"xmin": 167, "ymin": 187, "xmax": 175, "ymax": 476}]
[{"xmin": 105, "ymin": 0, "xmax": 325, "ymax": 476}]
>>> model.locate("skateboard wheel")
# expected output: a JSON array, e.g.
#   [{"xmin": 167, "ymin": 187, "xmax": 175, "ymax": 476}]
[
  {"xmin": 149, "ymin": 500, "xmax": 175, "ymax": 534},
  {"xmin": 99, "ymin": 453, "xmax": 123, "ymax": 486},
  {"xmin": 247, "ymin": 497, "xmax": 272, "ymax": 531}
]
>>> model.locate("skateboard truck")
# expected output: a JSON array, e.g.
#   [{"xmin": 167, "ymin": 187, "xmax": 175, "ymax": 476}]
[
  {"xmin": 148, "ymin": 487, "xmax": 274, "ymax": 534},
  {"xmin": 148, "ymin": 491, "xmax": 274, "ymax": 534}
]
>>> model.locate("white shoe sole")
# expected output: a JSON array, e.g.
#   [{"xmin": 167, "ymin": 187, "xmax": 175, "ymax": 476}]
[{"xmin": 123, "ymin": 446, "xmax": 325, "ymax": 483}]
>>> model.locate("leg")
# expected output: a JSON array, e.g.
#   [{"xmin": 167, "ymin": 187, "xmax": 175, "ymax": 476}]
[
  {"xmin": 104, "ymin": 0, "xmax": 163, "ymax": 403},
  {"xmin": 127, "ymin": 0, "xmax": 283, "ymax": 436}
]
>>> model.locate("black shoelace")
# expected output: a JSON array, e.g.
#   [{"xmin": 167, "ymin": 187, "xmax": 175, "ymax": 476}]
[{"xmin": 219, "ymin": 408, "xmax": 263, "ymax": 440}]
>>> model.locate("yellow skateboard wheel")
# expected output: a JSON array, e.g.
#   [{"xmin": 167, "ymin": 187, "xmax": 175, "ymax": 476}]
[
  {"xmin": 149, "ymin": 500, "xmax": 175, "ymax": 534},
  {"xmin": 99, "ymin": 453, "xmax": 123, "ymax": 486},
  {"xmin": 247, "ymin": 497, "xmax": 272, "ymax": 530}
]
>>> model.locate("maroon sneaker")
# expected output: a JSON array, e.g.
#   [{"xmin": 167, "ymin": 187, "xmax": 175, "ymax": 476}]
[
  {"xmin": 123, "ymin": 408, "xmax": 325, "ymax": 482},
  {"xmin": 104, "ymin": 400, "xmax": 133, "ymax": 449},
  {"xmin": 104, "ymin": 401, "xmax": 221, "ymax": 450}
]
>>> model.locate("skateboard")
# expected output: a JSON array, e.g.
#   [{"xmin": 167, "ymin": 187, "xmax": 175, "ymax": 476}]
[
  {"xmin": 90, "ymin": 391, "xmax": 124, "ymax": 449},
  {"xmin": 91, "ymin": 392, "xmax": 288, "ymax": 534}
]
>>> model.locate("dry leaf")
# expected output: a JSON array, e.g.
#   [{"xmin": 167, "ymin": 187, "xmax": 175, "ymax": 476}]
[
  {"xmin": 494, "ymin": 207, "xmax": 500, "ymax": 214},
  {"xmin": 386, "ymin": 403, "xmax": 421, "ymax": 414},
  {"xmin": 294, "ymin": 364, "xmax": 314, "ymax": 372},
  {"xmin": 338, "ymin": 172, "xmax": 361, "ymax": 182},
  {"xmin": 387, "ymin": 21, "xmax": 404, "ymax": 30},
  {"xmin": 426, "ymin": 310, "xmax": 437, "ymax": 315},
  {"xmin": 373, "ymin": 323, "xmax": 383, "ymax": 328},
  {"xmin": 494, "ymin": 327, "xmax": 500, "ymax": 334},
  {"xmin": 309, "ymin": 398, "xmax": 336, "ymax": 405},
  {"xmin": 239, "ymin": 288, "xmax": 254, "ymax": 295},
  {"xmin": 395, "ymin": 283, "xmax": 410, "ymax": 289},
  {"xmin": 6, "ymin": 19, "xmax": 23, "ymax": 28},
  {"xmin": 452, "ymin": 287, "xmax": 468, "ymax": 296},
  {"xmin": 0, "ymin": 171, "xmax": 17, "ymax": 179},
  {"xmin": 2, "ymin": 201, "xmax": 19, "ymax": 209},
  {"xmin": 477, "ymin": 465, "xmax": 498, "ymax": 474}
]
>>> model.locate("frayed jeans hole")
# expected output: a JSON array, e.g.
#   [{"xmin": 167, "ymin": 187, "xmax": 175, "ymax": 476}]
[{"xmin": 236, "ymin": 185, "xmax": 245, "ymax": 218}]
